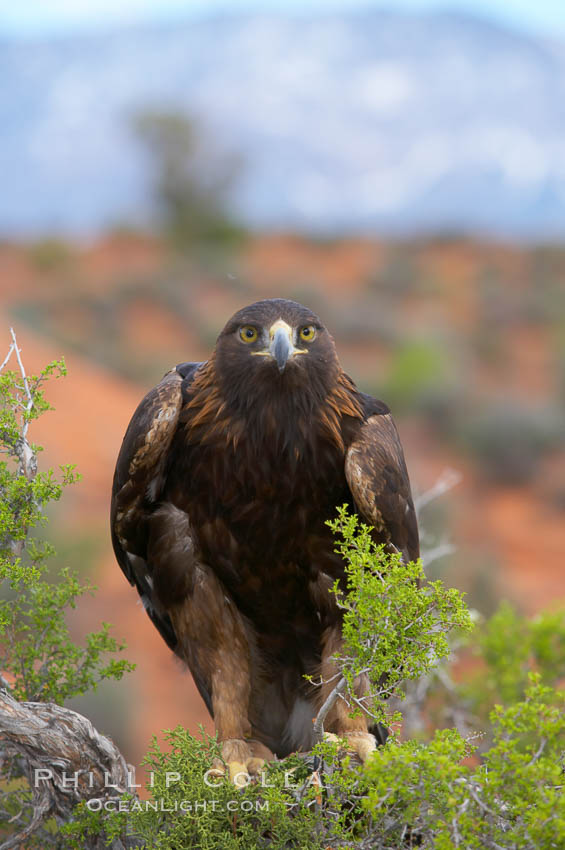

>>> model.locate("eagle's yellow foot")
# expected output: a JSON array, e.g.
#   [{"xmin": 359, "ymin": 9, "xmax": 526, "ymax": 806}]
[
  {"xmin": 323, "ymin": 731, "xmax": 376, "ymax": 763},
  {"xmin": 209, "ymin": 738, "xmax": 273, "ymax": 787},
  {"xmin": 322, "ymin": 732, "xmax": 341, "ymax": 746},
  {"xmin": 344, "ymin": 731, "xmax": 377, "ymax": 762}
]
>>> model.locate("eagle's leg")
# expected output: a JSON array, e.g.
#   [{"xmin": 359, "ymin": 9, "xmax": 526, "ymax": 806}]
[
  {"xmin": 167, "ymin": 564, "xmax": 271, "ymax": 785},
  {"xmin": 318, "ymin": 624, "xmax": 376, "ymax": 763}
]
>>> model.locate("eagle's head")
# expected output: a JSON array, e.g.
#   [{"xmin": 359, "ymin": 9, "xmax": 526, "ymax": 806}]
[
  {"xmin": 214, "ymin": 298, "xmax": 340, "ymax": 401},
  {"xmin": 186, "ymin": 298, "xmax": 361, "ymax": 453}
]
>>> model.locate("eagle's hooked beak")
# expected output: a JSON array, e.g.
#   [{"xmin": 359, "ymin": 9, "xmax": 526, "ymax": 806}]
[
  {"xmin": 250, "ymin": 319, "xmax": 307, "ymax": 371},
  {"xmin": 270, "ymin": 325, "xmax": 293, "ymax": 372},
  {"xmin": 268, "ymin": 320, "xmax": 305, "ymax": 373}
]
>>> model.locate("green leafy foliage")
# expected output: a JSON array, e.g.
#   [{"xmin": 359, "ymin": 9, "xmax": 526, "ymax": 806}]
[
  {"xmin": 65, "ymin": 728, "xmax": 327, "ymax": 850},
  {"xmin": 0, "ymin": 356, "xmax": 72, "ymax": 582},
  {"xmin": 2, "ymin": 568, "xmax": 133, "ymax": 703},
  {"xmin": 364, "ymin": 676, "xmax": 565, "ymax": 848},
  {"xmin": 480, "ymin": 602, "xmax": 565, "ymax": 696},
  {"xmin": 326, "ymin": 507, "xmax": 472, "ymax": 724},
  {"xmin": 67, "ymin": 673, "xmax": 565, "ymax": 849},
  {"xmin": 460, "ymin": 601, "xmax": 565, "ymax": 733}
]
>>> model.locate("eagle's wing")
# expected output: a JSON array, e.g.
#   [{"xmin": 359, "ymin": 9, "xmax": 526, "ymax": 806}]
[
  {"xmin": 345, "ymin": 398, "xmax": 419, "ymax": 563},
  {"xmin": 110, "ymin": 362, "xmax": 201, "ymax": 651}
]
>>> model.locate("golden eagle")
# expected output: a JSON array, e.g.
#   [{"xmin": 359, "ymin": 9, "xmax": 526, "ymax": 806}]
[{"xmin": 111, "ymin": 298, "xmax": 418, "ymax": 779}]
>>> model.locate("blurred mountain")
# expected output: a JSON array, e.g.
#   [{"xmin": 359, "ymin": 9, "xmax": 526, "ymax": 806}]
[{"xmin": 2, "ymin": 9, "xmax": 565, "ymax": 237}]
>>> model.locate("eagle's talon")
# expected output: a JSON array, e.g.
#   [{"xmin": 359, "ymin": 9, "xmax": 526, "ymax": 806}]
[
  {"xmin": 228, "ymin": 761, "xmax": 249, "ymax": 787},
  {"xmin": 321, "ymin": 730, "xmax": 376, "ymax": 763},
  {"xmin": 213, "ymin": 738, "xmax": 271, "ymax": 786},
  {"xmin": 246, "ymin": 757, "xmax": 266, "ymax": 775},
  {"xmin": 322, "ymin": 732, "xmax": 341, "ymax": 745},
  {"xmin": 207, "ymin": 766, "xmax": 226, "ymax": 778},
  {"xmin": 343, "ymin": 731, "xmax": 377, "ymax": 763},
  {"xmin": 212, "ymin": 757, "xmax": 266, "ymax": 787}
]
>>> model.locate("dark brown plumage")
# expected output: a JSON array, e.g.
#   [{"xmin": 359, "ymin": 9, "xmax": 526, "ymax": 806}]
[{"xmin": 111, "ymin": 298, "xmax": 419, "ymax": 776}]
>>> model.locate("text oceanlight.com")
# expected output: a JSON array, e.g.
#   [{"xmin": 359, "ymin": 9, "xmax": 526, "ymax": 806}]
[
  {"xmin": 85, "ymin": 798, "xmax": 271, "ymax": 813},
  {"xmin": 32, "ymin": 767, "xmax": 317, "ymax": 811}
]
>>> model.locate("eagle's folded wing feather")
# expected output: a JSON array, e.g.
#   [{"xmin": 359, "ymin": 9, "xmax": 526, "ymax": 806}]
[
  {"xmin": 110, "ymin": 363, "xmax": 200, "ymax": 649},
  {"xmin": 345, "ymin": 411, "xmax": 419, "ymax": 563}
]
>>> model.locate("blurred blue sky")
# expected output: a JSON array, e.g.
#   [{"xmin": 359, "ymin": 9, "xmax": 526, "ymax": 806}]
[{"xmin": 0, "ymin": 0, "xmax": 564, "ymax": 39}]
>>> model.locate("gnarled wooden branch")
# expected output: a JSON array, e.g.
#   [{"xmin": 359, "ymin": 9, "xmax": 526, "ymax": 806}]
[{"xmin": 0, "ymin": 689, "xmax": 137, "ymax": 849}]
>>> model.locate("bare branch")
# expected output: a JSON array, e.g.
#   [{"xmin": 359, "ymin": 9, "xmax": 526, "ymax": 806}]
[
  {"xmin": 0, "ymin": 342, "xmax": 16, "ymax": 374},
  {"xmin": 7, "ymin": 329, "xmax": 36, "ymax": 481},
  {"xmin": 414, "ymin": 468, "xmax": 462, "ymax": 515},
  {"xmin": 9, "ymin": 329, "xmax": 33, "ymax": 441},
  {"xmin": 421, "ymin": 540, "xmax": 456, "ymax": 569},
  {"xmin": 312, "ymin": 677, "xmax": 347, "ymax": 744},
  {"xmin": 0, "ymin": 790, "xmax": 51, "ymax": 850}
]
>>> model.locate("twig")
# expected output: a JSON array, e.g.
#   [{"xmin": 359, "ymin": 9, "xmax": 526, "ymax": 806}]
[
  {"xmin": 8, "ymin": 329, "xmax": 37, "ymax": 481},
  {"xmin": 465, "ymin": 780, "xmax": 501, "ymax": 819},
  {"xmin": 528, "ymin": 736, "xmax": 547, "ymax": 764},
  {"xmin": 421, "ymin": 541, "xmax": 456, "ymax": 569},
  {"xmin": 9, "ymin": 328, "xmax": 34, "ymax": 444},
  {"xmin": 0, "ymin": 341, "xmax": 16, "ymax": 373},
  {"xmin": 414, "ymin": 468, "xmax": 462, "ymax": 515},
  {"xmin": 312, "ymin": 676, "xmax": 347, "ymax": 744}
]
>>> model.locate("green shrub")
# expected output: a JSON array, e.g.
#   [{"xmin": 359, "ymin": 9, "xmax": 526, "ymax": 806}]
[
  {"xmin": 66, "ymin": 673, "xmax": 565, "ymax": 849},
  {"xmin": 364, "ymin": 677, "xmax": 565, "ymax": 848},
  {"xmin": 462, "ymin": 601, "xmax": 565, "ymax": 724}
]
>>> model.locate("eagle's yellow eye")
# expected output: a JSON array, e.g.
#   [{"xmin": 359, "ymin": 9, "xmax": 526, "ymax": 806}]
[
  {"xmin": 299, "ymin": 325, "xmax": 316, "ymax": 342},
  {"xmin": 239, "ymin": 325, "xmax": 258, "ymax": 343}
]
